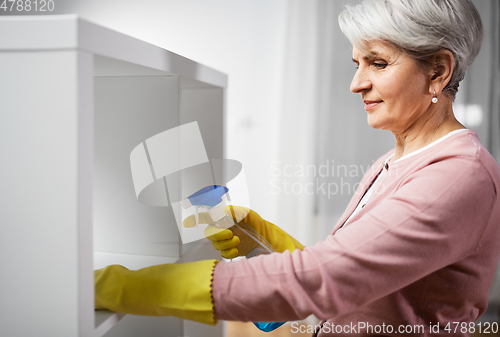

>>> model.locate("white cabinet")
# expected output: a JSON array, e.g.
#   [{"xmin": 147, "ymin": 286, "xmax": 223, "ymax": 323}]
[{"xmin": 0, "ymin": 15, "xmax": 226, "ymax": 337}]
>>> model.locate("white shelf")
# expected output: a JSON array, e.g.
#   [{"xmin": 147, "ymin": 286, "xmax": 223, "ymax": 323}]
[{"xmin": 1, "ymin": 15, "xmax": 226, "ymax": 337}]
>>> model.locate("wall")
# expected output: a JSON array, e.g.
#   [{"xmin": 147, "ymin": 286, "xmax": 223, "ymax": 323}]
[{"xmin": 0, "ymin": 0, "xmax": 287, "ymax": 223}]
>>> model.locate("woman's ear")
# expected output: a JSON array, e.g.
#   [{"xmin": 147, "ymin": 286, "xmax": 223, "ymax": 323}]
[{"xmin": 430, "ymin": 49, "xmax": 454, "ymax": 95}]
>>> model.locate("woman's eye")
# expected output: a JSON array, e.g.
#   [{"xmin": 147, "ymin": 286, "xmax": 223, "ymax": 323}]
[{"xmin": 373, "ymin": 62, "xmax": 387, "ymax": 69}]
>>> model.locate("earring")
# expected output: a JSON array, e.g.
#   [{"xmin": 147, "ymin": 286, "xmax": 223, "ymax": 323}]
[{"xmin": 431, "ymin": 91, "xmax": 438, "ymax": 104}]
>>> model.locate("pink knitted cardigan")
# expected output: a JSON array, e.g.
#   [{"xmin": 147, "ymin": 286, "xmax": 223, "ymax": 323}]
[{"xmin": 212, "ymin": 130, "xmax": 500, "ymax": 336}]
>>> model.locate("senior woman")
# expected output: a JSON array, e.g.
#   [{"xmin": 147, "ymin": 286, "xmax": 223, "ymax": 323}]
[{"xmin": 95, "ymin": 0, "xmax": 500, "ymax": 335}]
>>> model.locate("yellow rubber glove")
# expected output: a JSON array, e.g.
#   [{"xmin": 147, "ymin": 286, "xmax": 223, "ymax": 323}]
[
  {"xmin": 95, "ymin": 259, "xmax": 218, "ymax": 325},
  {"xmin": 183, "ymin": 205, "xmax": 304, "ymax": 259}
]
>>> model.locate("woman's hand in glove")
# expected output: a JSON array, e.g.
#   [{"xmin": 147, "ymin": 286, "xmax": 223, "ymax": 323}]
[
  {"xmin": 183, "ymin": 205, "xmax": 304, "ymax": 259},
  {"xmin": 95, "ymin": 260, "xmax": 219, "ymax": 325}
]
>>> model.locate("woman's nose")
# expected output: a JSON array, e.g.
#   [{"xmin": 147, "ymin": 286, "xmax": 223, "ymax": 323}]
[{"xmin": 350, "ymin": 68, "xmax": 371, "ymax": 93}]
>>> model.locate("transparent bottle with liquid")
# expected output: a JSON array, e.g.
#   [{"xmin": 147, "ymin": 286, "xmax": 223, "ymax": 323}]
[
  {"xmin": 211, "ymin": 211, "xmax": 275, "ymax": 258},
  {"xmin": 182, "ymin": 185, "xmax": 286, "ymax": 332}
]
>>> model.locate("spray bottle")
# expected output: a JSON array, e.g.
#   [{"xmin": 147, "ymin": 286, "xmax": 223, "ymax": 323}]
[{"xmin": 182, "ymin": 185, "xmax": 286, "ymax": 332}]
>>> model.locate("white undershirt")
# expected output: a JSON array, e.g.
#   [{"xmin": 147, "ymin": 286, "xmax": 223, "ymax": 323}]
[{"xmin": 341, "ymin": 129, "xmax": 468, "ymax": 228}]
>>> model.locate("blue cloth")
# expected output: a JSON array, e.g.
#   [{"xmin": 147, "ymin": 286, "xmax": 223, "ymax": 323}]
[{"xmin": 253, "ymin": 321, "xmax": 286, "ymax": 332}]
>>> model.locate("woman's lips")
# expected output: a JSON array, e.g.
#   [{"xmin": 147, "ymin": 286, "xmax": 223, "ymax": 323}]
[{"xmin": 363, "ymin": 100, "xmax": 383, "ymax": 111}]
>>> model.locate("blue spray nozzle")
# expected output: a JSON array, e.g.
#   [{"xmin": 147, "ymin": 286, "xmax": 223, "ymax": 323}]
[{"xmin": 187, "ymin": 185, "xmax": 229, "ymax": 208}]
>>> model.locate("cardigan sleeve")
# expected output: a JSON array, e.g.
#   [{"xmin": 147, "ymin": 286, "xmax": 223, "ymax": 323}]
[{"xmin": 211, "ymin": 155, "xmax": 497, "ymax": 322}]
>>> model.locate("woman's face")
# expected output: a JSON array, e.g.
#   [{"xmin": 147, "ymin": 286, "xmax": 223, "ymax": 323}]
[{"xmin": 351, "ymin": 41, "xmax": 431, "ymax": 134}]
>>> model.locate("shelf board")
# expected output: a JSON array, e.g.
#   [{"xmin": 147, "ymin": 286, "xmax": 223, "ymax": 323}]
[
  {"xmin": 94, "ymin": 251, "xmax": 179, "ymax": 270},
  {"xmin": 0, "ymin": 15, "xmax": 227, "ymax": 88},
  {"xmin": 95, "ymin": 310, "xmax": 126, "ymax": 335}
]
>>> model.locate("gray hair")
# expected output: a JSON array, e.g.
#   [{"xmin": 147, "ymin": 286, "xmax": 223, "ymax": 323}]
[{"xmin": 338, "ymin": 0, "xmax": 483, "ymax": 100}]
